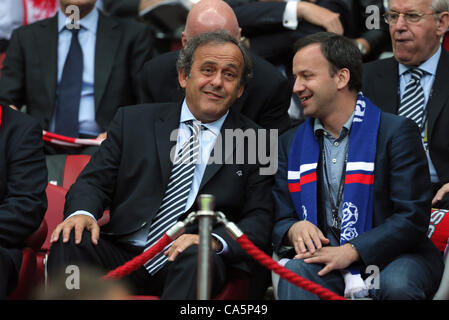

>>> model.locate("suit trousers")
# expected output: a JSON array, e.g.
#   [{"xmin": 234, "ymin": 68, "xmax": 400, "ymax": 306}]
[
  {"xmin": 47, "ymin": 230, "xmax": 227, "ymax": 299},
  {"xmin": 0, "ymin": 247, "xmax": 21, "ymax": 299},
  {"xmin": 277, "ymin": 252, "xmax": 444, "ymax": 300}
]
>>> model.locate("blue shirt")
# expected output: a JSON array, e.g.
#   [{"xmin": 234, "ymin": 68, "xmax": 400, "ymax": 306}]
[
  {"xmin": 0, "ymin": 0, "xmax": 23, "ymax": 40},
  {"xmin": 50, "ymin": 8, "xmax": 102, "ymax": 136},
  {"xmin": 314, "ymin": 111, "xmax": 355, "ymax": 246},
  {"xmin": 398, "ymin": 46, "xmax": 441, "ymax": 183}
]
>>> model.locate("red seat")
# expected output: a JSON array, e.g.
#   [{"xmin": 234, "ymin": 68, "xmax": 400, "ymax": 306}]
[
  {"xmin": 443, "ymin": 32, "xmax": 449, "ymax": 52},
  {"xmin": 7, "ymin": 219, "xmax": 48, "ymax": 300},
  {"xmin": 62, "ymin": 155, "xmax": 91, "ymax": 190}
]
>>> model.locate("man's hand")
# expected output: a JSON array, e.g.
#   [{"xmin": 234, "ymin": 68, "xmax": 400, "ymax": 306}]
[
  {"xmin": 432, "ymin": 182, "xmax": 449, "ymax": 207},
  {"xmin": 96, "ymin": 131, "xmax": 107, "ymax": 141},
  {"xmin": 287, "ymin": 220, "xmax": 330, "ymax": 255},
  {"xmin": 164, "ymin": 234, "xmax": 222, "ymax": 262},
  {"xmin": 9, "ymin": 105, "xmax": 18, "ymax": 111},
  {"xmin": 295, "ymin": 243, "xmax": 359, "ymax": 276},
  {"xmin": 297, "ymin": 1, "xmax": 344, "ymax": 35},
  {"xmin": 50, "ymin": 214, "xmax": 100, "ymax": 245}
]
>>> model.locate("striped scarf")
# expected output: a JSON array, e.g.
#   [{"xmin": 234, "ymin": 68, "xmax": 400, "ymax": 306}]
[{"xmin": 287, "ymin": 94, "xmax": 381, "ymax": 298}]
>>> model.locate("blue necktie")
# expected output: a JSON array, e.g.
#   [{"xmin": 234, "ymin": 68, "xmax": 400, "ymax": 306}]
[{"xmin": 54, "ymin": 28, "xmax": 83, "ymax": 137}]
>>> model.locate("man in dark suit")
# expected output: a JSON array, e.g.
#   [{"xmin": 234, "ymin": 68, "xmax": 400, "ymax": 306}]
[
  {"xmin": 139, "ymin": 0, "xmax": 292, "ymax": 134},
  {"xmin": 0, "ymin": 0, "xmax": 153, "ymax": 142},
  {"xmin": 0, "ymin": 104, "xmax": 47, "ymax": 299},
  {"xmin": 273, "ymin": 32, "xmax": 443, "ymax": 299},
  {"xmin": 47, "ymin": 31, "xmax": 274, "ymax": 299},
  {"xmin": 362, "ymin": 0, "xmax": 449, "ymax": 209}
]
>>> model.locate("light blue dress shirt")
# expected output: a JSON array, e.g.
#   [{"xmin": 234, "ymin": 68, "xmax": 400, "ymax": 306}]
[
  {"xmin": 69, "ymin": 100, "xmax": 230, "ymax": 253},
  {"xmin": 50, "ymin": 8, "xmax": 103, "ymax": 136},
  {"xmin": 398, "ymin": 46, "xmax": 441, "ymax": 183}
]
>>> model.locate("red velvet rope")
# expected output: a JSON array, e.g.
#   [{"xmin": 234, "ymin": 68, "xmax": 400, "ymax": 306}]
[
  {"xmin": 237, "ymin": 234, "xmax": 346, "ymax": 300},
  {"xmin": 102, "ymin": 233, "xmax": 173, "ymax": 280},
  {"xmin": 101, "ymin": 230, "xmax": 345, "ymax": 300}
]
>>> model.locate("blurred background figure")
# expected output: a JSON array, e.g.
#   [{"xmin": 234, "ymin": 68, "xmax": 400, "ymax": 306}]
[{"xmin": 34, "ymin": 265, "xmax": 131, "ymax": 300}]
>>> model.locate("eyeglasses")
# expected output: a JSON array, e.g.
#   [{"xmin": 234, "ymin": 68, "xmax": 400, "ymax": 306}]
[{"xmin": 383, "ymin": 11, "xmax": 438, "ymax": 24}]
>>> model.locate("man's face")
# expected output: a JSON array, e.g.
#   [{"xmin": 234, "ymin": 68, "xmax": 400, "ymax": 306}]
[
  {"xmin": 389, "ymin": 0, "xmax": 447, "ymax": 66},
  {"xmin": 178, "ymin": 42, "xmax": 245, "ymax": 123},
  {"xmin": 292, "ymin": 44, "xmax": 339, "ymax": 119}
]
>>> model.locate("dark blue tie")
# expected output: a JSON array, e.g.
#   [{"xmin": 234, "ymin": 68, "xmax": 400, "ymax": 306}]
[{"xmin": 54, "ymin": 28, "xmax": 83, "ymax": 137}]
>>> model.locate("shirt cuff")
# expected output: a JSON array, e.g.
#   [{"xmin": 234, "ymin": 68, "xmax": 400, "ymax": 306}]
[
  {"xmin": 66, "ymin": 210, "xmax": 97, "ymax": 221},
  {"xmin": 283, "ymin": 1, "xmax": 299, "ymax": 30},
  {"xmin": 211, "ymin": 233, "xmax": 230, "ymax": 256}
]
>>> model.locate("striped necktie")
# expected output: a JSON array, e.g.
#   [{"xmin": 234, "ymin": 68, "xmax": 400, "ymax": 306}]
[
  {"xmin": 144, "ymin": 120, "xmax": 201, "ymax": 275},
  {"xmin": 398, "ymin": 68, "xmax": 425, "ymax": 129}
]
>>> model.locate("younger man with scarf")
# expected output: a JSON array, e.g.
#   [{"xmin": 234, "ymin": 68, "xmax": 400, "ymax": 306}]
[{"xmin": 272, "ymin": 32, "xmax": 444, "ymax": 300}]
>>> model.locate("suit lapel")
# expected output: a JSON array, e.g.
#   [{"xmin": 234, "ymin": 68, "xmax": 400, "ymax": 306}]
[
  {"xmin": 378, "ymin": 58, "xmax": 400, "ymax": 113},
  {"xmin": 198, "ymin": 109, "xmax": 242, "ymax": 191},
  {"xmin": 155, "ymin": 103, "xmax": 182, "ymax": 188},
  {"xmin": 36, "ymin": 16, "xmax": 58, "ymax": 115},
  {"xmin": 94, "ymin": 13, "xmax": 120, "ymax": 111},
  {"xmin": 427, "ymin": 50, "xmax": 449, "ymax": 139}
]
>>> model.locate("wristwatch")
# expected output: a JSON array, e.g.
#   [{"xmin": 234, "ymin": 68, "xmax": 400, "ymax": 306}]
[{"xmin": 355, "ymin": 41, "xmax": 368, "ymax": 56}]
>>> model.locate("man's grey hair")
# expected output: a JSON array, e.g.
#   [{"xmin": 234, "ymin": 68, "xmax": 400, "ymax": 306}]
[
  {"xmin": 431, "ymin": 0, "xmax": 449, "ymax": 14},
  {"xmin": 176, "ymin": 30, "xmax": 253, "ymax": 88},
  {"xmin": 387, "ymin": 0, "xmax": 449, "ymax": 13}
]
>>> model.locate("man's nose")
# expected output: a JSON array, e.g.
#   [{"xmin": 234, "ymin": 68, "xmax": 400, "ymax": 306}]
[
  {"xmin": 293, "ymin": 77, "xmax": 305, "ymax": 95},
  {"xmin": 210, "ymin": 72, "xmax": 223, "ymax": 87}
]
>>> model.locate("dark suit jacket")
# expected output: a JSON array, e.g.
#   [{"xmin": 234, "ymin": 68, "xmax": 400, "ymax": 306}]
[
  {"xmin": 138, "ymin": 50, "xmax": 291, "ymax": 134},
  {"xmin": 272, "ymin": 112, "xmax": 442, "ymax": 270},
  {"xmin": 0, "ymin": 105, "xmax": 47, "ymax": 248},
  {"xmin": 362, "ymin": 50, "xmax": 449, "ymax": 185},
  {"xmin": 65, "ymin": 102, "xmax": 274, "ymax": 273},
  {"xmin": 0, "ymin": 11, "xmax": 153, "ymax": 132},
  {"xmin": 231, "ymin": 0, "xmax": 350, "ymax": 62}
]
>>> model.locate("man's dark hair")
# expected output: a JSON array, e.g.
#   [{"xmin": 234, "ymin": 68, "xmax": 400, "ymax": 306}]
[
  {"xmin": 176, "ymin": 30, "xmax": 253, "ymax": 88},
  {"xmin": 293, "ymin": 32, "xmax": 363, "ymax": 92}
]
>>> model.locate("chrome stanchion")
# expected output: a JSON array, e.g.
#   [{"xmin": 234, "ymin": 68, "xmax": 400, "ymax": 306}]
[{"xmin": 196, "ymin": 194, "xmax": 215, "ymax": 300}]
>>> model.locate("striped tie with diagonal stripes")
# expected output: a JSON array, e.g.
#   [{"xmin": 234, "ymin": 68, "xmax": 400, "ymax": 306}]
[
  {"xmin": 144, "ymin": 120, "xmax": 201, "ymax": 275},
  {"xmin": 398, "ymin": 68, "xmax": 425, "ymax": 128}
]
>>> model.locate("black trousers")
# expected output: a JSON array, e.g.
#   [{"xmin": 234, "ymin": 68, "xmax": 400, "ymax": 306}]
[
  {"xmin": 0, "ymin": 247, "xmax": 21, "ymax": 299},
  {"xmin": 47, "ymin": 230, "xmax": 227, "ymax": 299}
]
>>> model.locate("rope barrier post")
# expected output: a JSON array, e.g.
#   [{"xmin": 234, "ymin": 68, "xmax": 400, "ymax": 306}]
[{"xmin": 196, "ymin": 194, "xmax": 215, "ymax": 300}]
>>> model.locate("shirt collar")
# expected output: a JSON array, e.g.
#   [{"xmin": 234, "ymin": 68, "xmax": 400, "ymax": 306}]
[
  {"xmin": 313, "ymin": 110, "xmax": 355, "ymax": 140},
  {"xmin": 399, "ymin": 45, "xmax": 441, "ymax": 77},
  {"xmin": 58, "ymin": 7, "xmax": 98, "ymax": 34},
  {"xmin": 180, "ymin": 99, "xmax": 228, "ymax": 137}
]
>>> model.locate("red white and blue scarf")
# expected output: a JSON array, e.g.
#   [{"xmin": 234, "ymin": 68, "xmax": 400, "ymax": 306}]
[{"xmin": 287, "ymin": 94, "xmax": 381, "ymax": 298}]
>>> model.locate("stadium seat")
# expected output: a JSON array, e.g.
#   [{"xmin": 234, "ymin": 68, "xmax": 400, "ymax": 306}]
[
  {"xmin": 429, "ymin": 208, "xmax": 449, "ymax": 300},
  {"xmin": 62, "ymin": 154, "xmax": 91, "ymax": 190},
  {"xmin": 7, "ymin": 219, "xmax": 48, "ymax": 299},
  {"xmin": 443, "ymin": 32, "xmax": 449, "ymax": 52}
]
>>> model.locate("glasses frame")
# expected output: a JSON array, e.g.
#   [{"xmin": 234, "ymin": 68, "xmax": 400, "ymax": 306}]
[{"xmin": 383, "ymin": 11, "xmax": 440, "ymax": 24}]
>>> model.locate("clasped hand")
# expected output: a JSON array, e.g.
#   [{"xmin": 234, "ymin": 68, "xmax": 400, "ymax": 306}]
[{"xmin": 287, "ymin": 221, "xmax": 359, "ymax": 276}]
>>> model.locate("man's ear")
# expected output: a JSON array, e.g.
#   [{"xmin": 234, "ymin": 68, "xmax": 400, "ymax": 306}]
[
  {"xmin": 178, "ymin": 68, "xmax": 188, "ymax": 89},
  {"xmin": 335, "ymin": 68, "xmax": 350, "ymax": 90},
  {"xmin": 237, "ymin": 84, "xmax": 244, "ymax": 99},
  {"xmin": 436, "ymin": 12, "xmax": 449, "ymax": 37},
  {"xmin": 181, "ymin": 31, "xmax": 187, "ymax": 47}
]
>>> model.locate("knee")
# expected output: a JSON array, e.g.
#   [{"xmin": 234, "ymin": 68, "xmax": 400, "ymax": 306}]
[{"xmin": 378, "ymin": 272, "xmax": 426, "ymax": 300}]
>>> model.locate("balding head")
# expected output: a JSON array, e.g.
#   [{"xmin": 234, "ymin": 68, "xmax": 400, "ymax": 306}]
[{"xmin": 182, "ymin": 0, "xmax": 241, "ymax": 46}]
